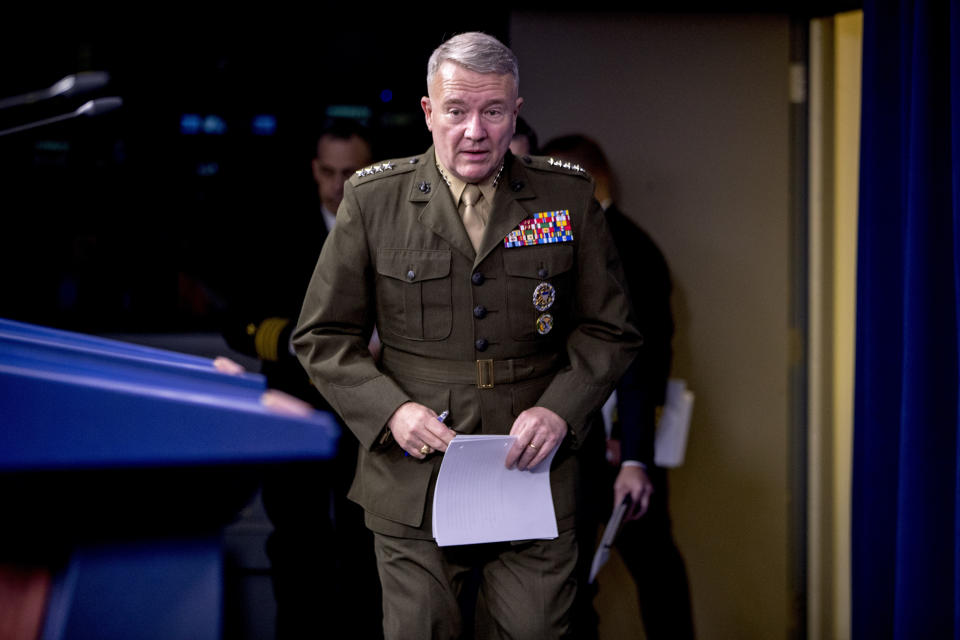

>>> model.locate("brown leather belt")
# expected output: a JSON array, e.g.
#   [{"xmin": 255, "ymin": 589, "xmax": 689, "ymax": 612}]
[{"xmin": 380, "ymin": 348, "xmax": 563, "ymax": 389}]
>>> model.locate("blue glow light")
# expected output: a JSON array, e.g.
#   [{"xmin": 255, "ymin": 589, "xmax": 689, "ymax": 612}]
[
  {"xmin": 180, "ymin": 114, "xmax": 202, "ymax": 135},
  {"xmin": 252, "ymin": 114, "xmax": 277, "ymax": 136},
  {"xmin": 197, "ymin": 162, "xmax": 220, "ymax": 176},
  {"xmin": 380, "ymin": 89, "xmax": 393, "ymax": 103},
  {"xmin": 203, "ymin": 115, "xmax": 227, "ymax": 135},
  {"xmin": 325, "ymin": 105, "xmax": 372, "ymax": 121}
]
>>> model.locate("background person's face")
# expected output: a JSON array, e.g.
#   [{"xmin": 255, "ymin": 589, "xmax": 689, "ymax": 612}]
[{"xmin": 312, "ymin": 135, "xmax": 371, "ymax": 213}]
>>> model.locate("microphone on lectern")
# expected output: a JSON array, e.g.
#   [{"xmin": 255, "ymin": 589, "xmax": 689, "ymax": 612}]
[
  {"xmin": 76, "ymin": 96, "xmax": 123, "ymax": 117},
  {"xmin": 0, "ymin": 97, "xmax": 124, "ymax": 138},
  {"xmin": 0, "ymin": 71, "xmax": 111, "ymax": 111}
]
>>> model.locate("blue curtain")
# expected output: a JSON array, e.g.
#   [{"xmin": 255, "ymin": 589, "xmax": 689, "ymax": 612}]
[{"xmin": 853, "ymin": 1, "xmax": 960, "ymax": 638}]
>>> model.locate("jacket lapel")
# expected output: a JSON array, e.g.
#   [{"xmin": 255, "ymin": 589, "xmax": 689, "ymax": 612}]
[
  {"xmin": 475, "ymin": 154, "xmax": 537, "ymax": 265},
  {"xmin": 410, "ymin": 148, "xmax": 476, "ymax": 261}
]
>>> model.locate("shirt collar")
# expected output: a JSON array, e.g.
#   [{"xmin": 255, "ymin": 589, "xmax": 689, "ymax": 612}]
[
  {"xmin": 320, "ymin": 205, "xmax": 337, "ymax": 232},
  {"xmin": 435, "ymin": 157, "xmax": 503, "ymax": 206}
]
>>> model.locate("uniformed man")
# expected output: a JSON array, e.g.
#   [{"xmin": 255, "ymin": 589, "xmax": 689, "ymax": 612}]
[{"xmin": 293, "ymin": 32, "xmax": 641, "ymax": 639}]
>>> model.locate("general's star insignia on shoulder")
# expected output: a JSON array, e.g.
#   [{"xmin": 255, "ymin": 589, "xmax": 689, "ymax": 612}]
[
  {"xmin": 547, "ymin": 158, "xmax": 585, "ymax": 173},
  {"xmin": 504, "ymin": 210, "xmax": 574, "ymax": 248},
  {"xmin": 355, "ymin": 161, "xmax": 396, "ymax": 178}
]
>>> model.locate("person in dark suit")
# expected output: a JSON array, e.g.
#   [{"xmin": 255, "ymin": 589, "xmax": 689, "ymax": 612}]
[
  {"xmin": 292, "ymin": 33, "xmax": 642, "ymax": 639},
  {"xmin": 509, "ymin": 116, "xmax": 538, "ymax": 157},
  {"xmin": 541, "ymin": 134, "xmax": 695, "ymax": 640},
  {"xmin": 221, "ymin": 118, "xmax": 383, "ymax": 639}
]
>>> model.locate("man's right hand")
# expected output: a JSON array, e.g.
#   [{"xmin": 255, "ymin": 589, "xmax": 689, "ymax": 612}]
[
  {"xmin": 387, "ymin": 402, "xmax": 456, "ymax": 459},
  {"xmin": 614, "ymin": 465, "xmax": 654, "ymax": 521}
]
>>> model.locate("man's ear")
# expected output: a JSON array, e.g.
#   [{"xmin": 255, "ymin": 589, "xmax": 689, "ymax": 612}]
[
  {"xmin": 311, "ymin": 158, "xmax": 322, "ymax": 184},
  {"xmin": 421, "ymin": 96, "xmax": 433, "ymax": 131}
]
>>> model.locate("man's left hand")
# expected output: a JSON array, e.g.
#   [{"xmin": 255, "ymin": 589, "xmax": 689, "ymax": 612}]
[
  {"xmin": 614, "ymin": 465, "xmax": 654, "ymax": 521},
  {"xmin": 505, "ymin": 406, "xmax": 567, "ymax": 471}
]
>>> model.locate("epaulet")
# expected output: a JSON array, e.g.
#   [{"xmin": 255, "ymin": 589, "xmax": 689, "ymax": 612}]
[
  {"xmin": 521, "ymin": 155, "xmax": 592, "ymax": 181},
  {"xmin": 349, "ymin": 156, "xmax": 421, "ymax": 186}
]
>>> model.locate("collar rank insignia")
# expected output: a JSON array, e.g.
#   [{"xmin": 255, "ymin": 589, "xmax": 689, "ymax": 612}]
[{"xmin": 504, "ymin": 210, "xmax": 574, "ymax": 248}]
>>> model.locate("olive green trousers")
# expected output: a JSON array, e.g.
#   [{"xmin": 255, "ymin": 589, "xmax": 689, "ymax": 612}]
[{"xmin": 373, "ymin": 529, "xmax": 578, "ymax": 640}]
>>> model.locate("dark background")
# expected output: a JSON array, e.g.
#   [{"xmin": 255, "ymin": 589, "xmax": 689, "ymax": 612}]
[
  {"xmin": 0, "ymin": 6, "xmax": 857, "ymax": 336},
  {"xmin": 0, "ymin": 12, "xmax": 511, "ymax": 334}
]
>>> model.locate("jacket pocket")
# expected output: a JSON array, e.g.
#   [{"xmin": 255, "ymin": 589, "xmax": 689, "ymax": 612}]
[
  {"xmin": 502, "ymin": 244, "xmax": 574, "ymax": 341},
  {"xmin": 376, "ymin": 248, "xmax": 452, "ymax": 340}
]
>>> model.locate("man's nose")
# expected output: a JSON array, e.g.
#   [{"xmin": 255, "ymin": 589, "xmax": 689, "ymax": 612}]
[{"xmin": 464, "ymin": 112, "xmax": 486, "ymax": 140}]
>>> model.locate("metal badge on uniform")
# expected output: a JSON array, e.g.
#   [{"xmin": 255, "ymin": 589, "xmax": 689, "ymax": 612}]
[
  {"xmin": 504, "ymin": 210, "xmax": 574, "ymax": 248},
  {"xmin": 536, "ymin": 313, "xmax": 554, "ymax": 335},
  {"xmin": 532, "ymin": 282, "xmax": 555, "ymax": 312}
]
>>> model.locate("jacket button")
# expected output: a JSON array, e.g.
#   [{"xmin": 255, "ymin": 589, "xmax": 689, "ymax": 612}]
[
  {"xmin": 475, "ymin": 338, "xmax": 489, "ymax": 351},
  {"xmin": 473, "ymin": 305, "xmax": 487, "ymax": 319},
  {"xmin": 407, "ymin": 269, "xmax": 416, "ymax": 281},
  {"xmin": 471, "ymin": 272, "xmax": 485, "ymax": 285}
]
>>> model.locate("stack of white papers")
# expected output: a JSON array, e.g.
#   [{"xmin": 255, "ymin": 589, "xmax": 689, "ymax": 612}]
[
  {"xmin": 599, "ymin": 378, "xmax": 695, "ymax": 468},
  {"xmin": 654, "ymin": 379, "xmax": 695, "ymax": 468},
  {"xmin": 432, "ymin": 435, "xmax": 558, "ymax": 546}
]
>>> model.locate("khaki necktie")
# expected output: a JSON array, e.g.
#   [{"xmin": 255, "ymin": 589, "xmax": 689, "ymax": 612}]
[{"xmin": 461, "ymin": 184, "xmax": 485, "ymax": 252}]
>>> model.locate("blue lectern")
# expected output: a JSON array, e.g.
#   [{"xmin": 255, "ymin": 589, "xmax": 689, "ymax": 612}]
[{"xmin": 0, "ymin": 318, "xmax": 338, "ymax": 639}]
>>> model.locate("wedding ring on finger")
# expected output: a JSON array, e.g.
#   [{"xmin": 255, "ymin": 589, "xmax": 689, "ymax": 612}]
[
  {"xmin": 420, "ymin": 444, "xmax": 433, "ymax": 455},
  {"xmin": 528, "ymin": 442, "xmax": 539, "ymax": 450}
]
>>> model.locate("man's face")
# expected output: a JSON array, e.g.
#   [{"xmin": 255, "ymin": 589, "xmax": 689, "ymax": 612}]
[
  {"xmin": 421, "ymin": 61, "xmax": 523, "ymax": 184},
  {"xmin": 311, "ymin": 135, "xmax": 372, "ymax": 213}
]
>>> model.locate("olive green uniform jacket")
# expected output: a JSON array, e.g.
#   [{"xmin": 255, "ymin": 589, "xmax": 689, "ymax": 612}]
[{"xmin": 293, "ymin": 147, "xmax": 641, "ymax": 539}]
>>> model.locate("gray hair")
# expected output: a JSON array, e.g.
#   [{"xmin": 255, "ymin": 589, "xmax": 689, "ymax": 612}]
[{"xmin": 426, "ymin": 32, "xmax": 519, "ymax": 91}]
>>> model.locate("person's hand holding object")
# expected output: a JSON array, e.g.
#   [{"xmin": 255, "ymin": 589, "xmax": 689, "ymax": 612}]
[
  {"xmin": 387, "ymin": 401, "xmax": 456, "ymax": 459},
  {"xmin": 505, "ymin": 406, "xmax": 567, "ymax": 471}
]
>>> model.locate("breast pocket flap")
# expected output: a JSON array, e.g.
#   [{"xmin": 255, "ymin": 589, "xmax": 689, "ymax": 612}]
[{"xmin": 377, "ymin": 248, "xmax": 451, "ymax": 282}]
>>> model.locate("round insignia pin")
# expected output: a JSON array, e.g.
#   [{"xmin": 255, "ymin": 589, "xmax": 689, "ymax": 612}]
[
  {"xmin": 532, "ymin": 282, "xmax": 556, "ymax": 312},
  {"xmin": 536, "ymin": 313, "xmax": 554, "ymax": 335}
]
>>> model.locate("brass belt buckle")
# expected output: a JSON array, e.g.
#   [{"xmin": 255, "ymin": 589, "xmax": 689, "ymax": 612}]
[{"xmin": 476, "ymin": 359, "xmax": 495, "ymax": 389}]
